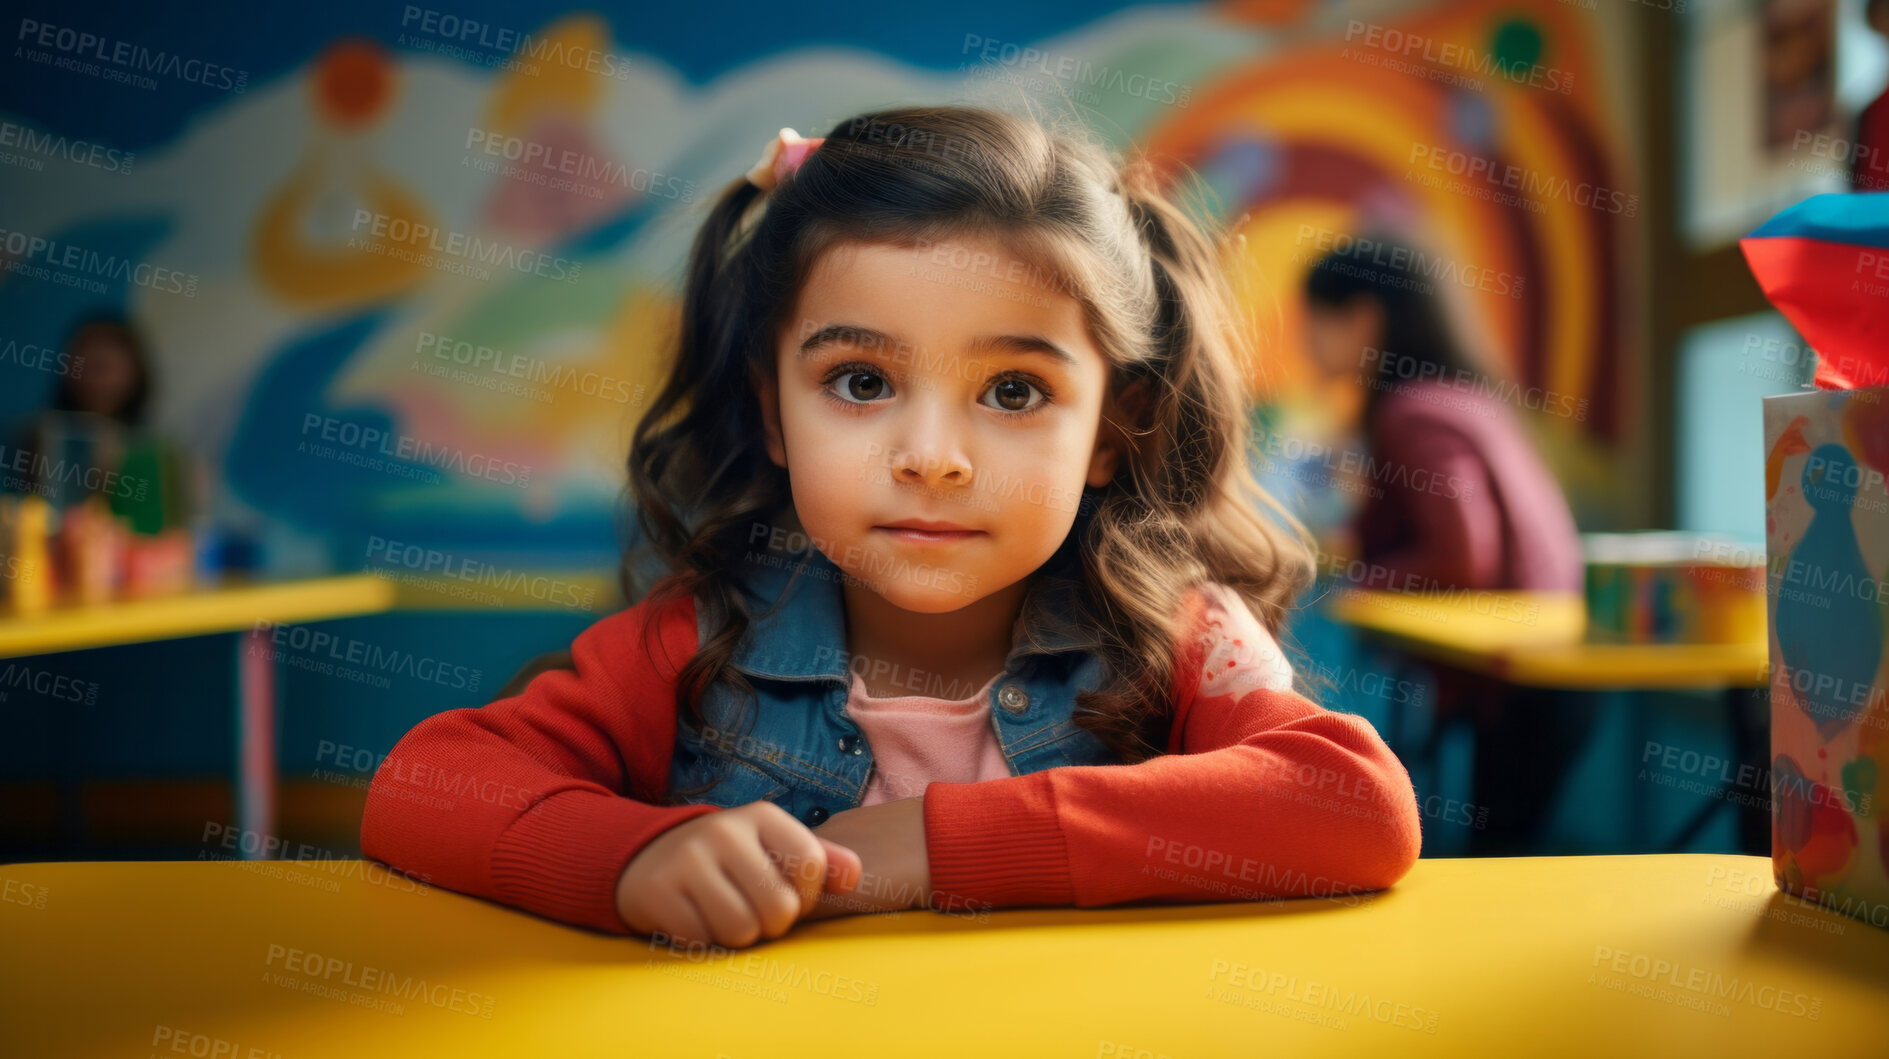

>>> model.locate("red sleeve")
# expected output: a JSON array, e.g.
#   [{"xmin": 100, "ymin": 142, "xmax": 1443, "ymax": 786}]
[
  {"xmin": 358, "ymin": 584, "xmax": 723, "ymax": 935},
  {"xmin": 1367, "ymin": 417, "xmax": 1502, "ymax": 588},
  {"xmin": 920, "ymin": 585, "xmax": 1422, "ymax": 910}
]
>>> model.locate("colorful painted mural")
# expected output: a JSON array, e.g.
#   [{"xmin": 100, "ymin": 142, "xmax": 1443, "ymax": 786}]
[{"xmin": 0, "ymin": 0, "xmax": 1643, "ymax": 572}]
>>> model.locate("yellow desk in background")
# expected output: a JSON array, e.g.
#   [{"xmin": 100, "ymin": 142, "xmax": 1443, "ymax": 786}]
[
  {"xmin": 0, "ymin": 575, "xmax": 400, "ymax": 857},
  {"xmin": 0, "ymin": 575, "xmax": 399, "ymax": 660},
  {"xmin": 0, "ymin": 569, "xmax": 621, "ymax": 658},
  {"xmin": 2, "ymin": 855, "xmax": 1884, "ymax": 1057},
  {"xmin": 0, "ymin": 571, "xmax": 616, "ymax": 856},
  {"xmin": 1327, "ymin": 588, "xmax": 1771, "ymax": 853},
  {"xmin": 1324, "ymin": 589, "xmax": 1768, "ymax": 690}
]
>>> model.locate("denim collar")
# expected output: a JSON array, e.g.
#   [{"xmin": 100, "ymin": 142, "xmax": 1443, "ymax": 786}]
[{"xmin": 723, "ymin": 545, "xmax": 1096, "ymax": 683}]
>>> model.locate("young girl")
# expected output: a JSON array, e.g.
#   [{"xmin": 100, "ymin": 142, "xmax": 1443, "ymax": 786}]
[{"xmin": 360, "ymin": 105, "xmax": 1422, "ymax": 949}]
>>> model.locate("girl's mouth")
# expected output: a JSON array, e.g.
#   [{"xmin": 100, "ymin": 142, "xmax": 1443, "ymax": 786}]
[{"xmin": 874, "ymin": 527, "xmax": 985, "ymax": 544}]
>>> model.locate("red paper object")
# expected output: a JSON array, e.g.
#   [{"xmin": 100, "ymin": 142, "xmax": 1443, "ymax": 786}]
[{"xmin": 1739, "ymin": 192, "xmax": 1889, "ymax": 390}]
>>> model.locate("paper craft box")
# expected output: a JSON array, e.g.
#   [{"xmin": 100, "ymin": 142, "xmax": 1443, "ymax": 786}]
[
  {"xmin": 1748, "ymin": 191, "xmax": 1889, "ymax": 930},
  {"xmin": 1763, "ymin": 389, "xmax": 1889, "ymax": 930}
]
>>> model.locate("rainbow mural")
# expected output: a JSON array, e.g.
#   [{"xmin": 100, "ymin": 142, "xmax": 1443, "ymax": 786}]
[{"xmin": 1150, "ymin": 0, "xmax": 1637, "ymax": 517}]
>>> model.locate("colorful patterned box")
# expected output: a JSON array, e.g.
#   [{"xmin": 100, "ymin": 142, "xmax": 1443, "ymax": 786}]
[
  {"xmin": 1582, "ymin": 532, "xmax": 1766, "ymax": 645},
  {"xmin": 1746, "ymin": 191, "xmax": 1889, "ymax": 928},
  {"xmin": 1762, "ymin": 389, "xmax": 1889, "ymax": 930}
]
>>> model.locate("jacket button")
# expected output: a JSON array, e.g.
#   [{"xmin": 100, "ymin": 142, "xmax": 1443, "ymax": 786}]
[
  {"xmin": 807, "ymin": 806, "xmax": 829, "ymax": 825},
  {"xmin": 838, "ymin": 734, "xmax": 862, "ymax": 755},
  {"xmin": 998, "ymin": 682, "xmax": 1029, "ymax": 714}
]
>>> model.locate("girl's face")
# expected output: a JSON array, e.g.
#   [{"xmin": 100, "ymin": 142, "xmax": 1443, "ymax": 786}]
[
  {"xmin": 70, "ymin": 332, "xmax": 140, "ymax": 417},
  {"xmin": 1302, "ymin": 296, "xmax": 1382, "ymax": 382},
  {"xmin": 758, "ymin": 235, "xmax": 1127, "ymax": 615}
]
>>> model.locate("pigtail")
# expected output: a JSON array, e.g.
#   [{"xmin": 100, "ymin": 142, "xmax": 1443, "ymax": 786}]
[
  {"xmin": 625, "ymin": 175, "xmax": 786, "ymax": 796},
  {"xmin": 1123, "ymin": 160, "xmax": 1315, "ymax": 624},
  {"xmin": 628, "ymin": 177, "xmax": 763, "ymax": 589},
  {"xmin": 1067, "ymin": 160, "xmax": 1318, "ymax": 761}
]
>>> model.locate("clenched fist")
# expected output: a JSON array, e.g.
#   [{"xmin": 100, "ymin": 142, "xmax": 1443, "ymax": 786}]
[{"xmin": 615, "ymin": 801, "xmax": 863, "ymax": 949}]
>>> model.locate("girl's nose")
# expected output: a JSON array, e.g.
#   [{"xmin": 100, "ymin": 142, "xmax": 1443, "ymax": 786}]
[
  {"xmin": 890, "ymin": 404, "xmax": 972, "ymax": 486},
  {"xmin": 893, "ymin": 452, "xmax": 970, "ymax": 486}
]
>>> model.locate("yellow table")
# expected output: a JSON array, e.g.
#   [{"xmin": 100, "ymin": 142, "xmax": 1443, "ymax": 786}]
[
  {"xmin": 2, "ymin": 576, "xmax": 401, "ymax": 858},
  {"xmin": 1326, "ymin": 588, "xmax": 1771, "ymax": 853},
  {"xmin": 0, "ymin": 571, "xmax": 614, "ymax": 857},
  {"xmin": 0, "ymin": 575, "xmax": 398, "ymax": 659},
  {"xmin": 2, "ymin": 855, "xmax": 1883, "ymax": 1057},
  {"xmin": 0, "ymin": 570, "xmax": 623, "ymax": 658},
  {"xmin": 1324, "ymin": 588, "xmax": 1767, "ymax": 690}
]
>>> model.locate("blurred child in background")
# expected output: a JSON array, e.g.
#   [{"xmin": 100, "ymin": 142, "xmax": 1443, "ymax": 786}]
[{"xmin": 1300, "ymin": 235, "xmax": 1582, "ymax": 593}]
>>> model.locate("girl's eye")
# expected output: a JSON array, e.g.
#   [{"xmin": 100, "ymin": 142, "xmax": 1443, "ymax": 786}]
[
  {"xmin": 827, "ymin": 369, "xmax": 892, "ymax": 404},
  {"xmin": 983, "ymin": 377, "xmax": 1045, "ymax": 413}
]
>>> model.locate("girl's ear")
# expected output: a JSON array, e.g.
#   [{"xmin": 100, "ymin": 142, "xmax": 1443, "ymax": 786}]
[
  {"xmin": 1088, "ymin": 377, "xmax": 1150, "ymax": 488},
  {"xmin": 752, "ymin": 363, "xmax": 787, "ymax": 468}
]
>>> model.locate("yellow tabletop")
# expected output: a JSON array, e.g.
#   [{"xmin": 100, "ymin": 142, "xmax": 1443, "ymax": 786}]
[
  {"xmin": 1326, "ymin": 588, "xmax": 1770, "ymax": 689},
  {"xmin": 2, "ymin": 855, "xmax": 1882, "ymax": 1057},
  {"xmin": 0, "ymin": 570, "xmax": 622, "ymax": 658},
  {"xmin": 0, "ymin": 575, "xmax": 398, "ymax": 659},
  {"xmin": 374, "ymin": 569, "xmax": 619, "ymax": 613}
]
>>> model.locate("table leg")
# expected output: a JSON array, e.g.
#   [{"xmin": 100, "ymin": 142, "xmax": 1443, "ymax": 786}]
[
  {"xmin": 1467, "ymin": 684, "xmax": 1597, "ymax": 854},
  {"xmin": 57, "ymin": 673, "xmax": 83, "ymax": 855},
  {"xmin": 1662, "ymin": 685, "xmax": 1769, "ymax": 854},
  {"xmin": 1626, "ymin": 690, "xmax": 1646, "ymax": 853},
  {"xmin": 236, "ymin": 628, "xmax": 277, "ymax": 859},
  {"xmin": 1738, "ymin": 685, "xmax": 1772, "ymax": 855}
]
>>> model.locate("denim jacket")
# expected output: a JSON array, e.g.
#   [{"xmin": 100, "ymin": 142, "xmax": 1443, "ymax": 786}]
[{"xmin": 667, "ymin": 545, "xmax": 1125, "ymax": 826}]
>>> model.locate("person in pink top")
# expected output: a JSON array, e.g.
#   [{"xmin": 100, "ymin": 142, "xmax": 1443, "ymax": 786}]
[
  {"xmin": 1299, "ymin": 233, "xmax": 1587, "ymax": 852},
  {"xmin": 1300, "ymin": 234, "xmax": 1583, "ymax": 593},
  {"xmin": 1855, "ymin": 0, "xmax": 1889, "ymax": 193}
]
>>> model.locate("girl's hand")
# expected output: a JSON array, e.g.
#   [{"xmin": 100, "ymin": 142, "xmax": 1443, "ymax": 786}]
[
  {"xmin": 803, "ymin": 795, "xmax": 931, "ymax": 920},
  {"xmin": 616, "ymin": 801, "xmax": 863, "ymax": 949}
]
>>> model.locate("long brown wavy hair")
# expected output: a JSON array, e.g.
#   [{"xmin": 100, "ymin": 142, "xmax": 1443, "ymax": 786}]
[{"xmin": 625, "ymin": 104, "xmax": 1315, "ymax": 785}]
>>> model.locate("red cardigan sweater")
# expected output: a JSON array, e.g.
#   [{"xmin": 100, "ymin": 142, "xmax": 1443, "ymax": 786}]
[{"xmin": 358, "ymin": 584, "xmax": 1423, "ymax": 935}]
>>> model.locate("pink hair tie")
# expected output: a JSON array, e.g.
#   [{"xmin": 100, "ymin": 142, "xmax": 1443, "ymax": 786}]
[{"xmin": 746, "ymin": 127, "xmax": 824, "ymax": 192}]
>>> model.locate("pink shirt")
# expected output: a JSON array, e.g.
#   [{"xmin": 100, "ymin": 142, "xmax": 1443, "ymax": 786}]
[
  {"xmin": 1359, "ymin": 380, "xmax": 1584, "ymax": 592},
  {"xmin": 846, "ymin": 669, "xmax": 1012, "ymax": 805},
  {"xmin": 844, "ymin": 583, "xmax": 1292, "ymax": 806}
]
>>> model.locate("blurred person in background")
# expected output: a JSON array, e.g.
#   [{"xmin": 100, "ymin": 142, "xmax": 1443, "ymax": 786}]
[
  {"xmin": 1300, "ymin": 234, "xmax": 1582, "ymax": 593},
  {"xmin": 1855, "ymin": 0, "xmax": 1889, "ymax": 191},
  {"xmin": 1298, "ymin": 234, "xmax": 1588, "ymax": 853},
  {"xmin": 10, "ymin": 314, "xmax": 150, "ymax": 507},
  {"xmin": 8, "ymin": 313, "xmax": 190, "ymax": 535},
  {"xmin": 57, "ymin": 315, "xmax": 152, "ymax": 426}
]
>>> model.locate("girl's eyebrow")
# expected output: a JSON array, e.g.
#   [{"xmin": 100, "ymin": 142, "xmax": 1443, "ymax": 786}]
[{"xmin": 797, "ymin": 322, "xmax": 1076, "ymax": 366}]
